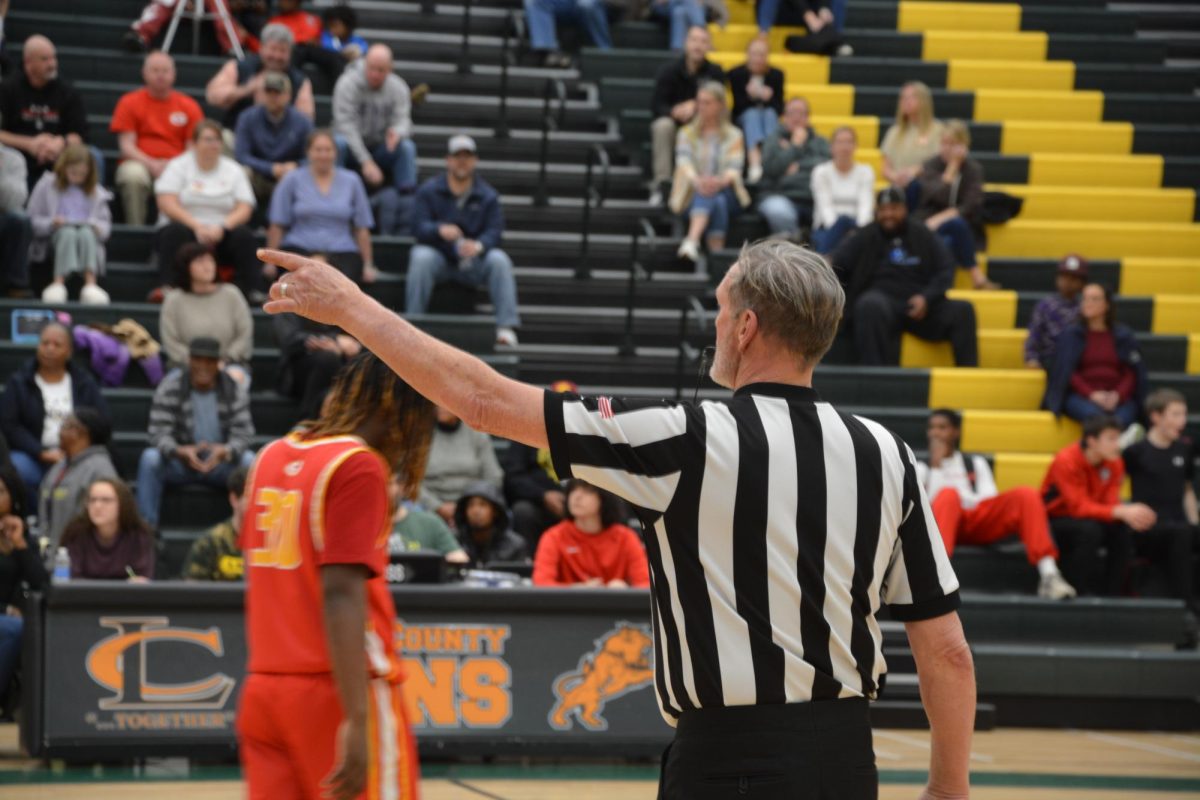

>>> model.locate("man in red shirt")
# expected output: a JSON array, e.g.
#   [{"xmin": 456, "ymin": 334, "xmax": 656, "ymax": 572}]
[
  {"xmin": 238, "ymin": 353, "xmax": 434, "ymax": 800},
  {"xmin": 109, "ymin": 51, "xmax": 202, "ymax": 225},
  {"xmin": 532, "ymin": 479, "xmax": 650, "ymax": 588},
  {"xmin": 1041, "ymin": 414, "xmax": 1156, "ymax": 596}
]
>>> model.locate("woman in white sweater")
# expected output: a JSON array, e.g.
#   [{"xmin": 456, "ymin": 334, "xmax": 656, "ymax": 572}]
[{"xmin": 809, "ymin": 126, "xmax": 875, "ymax": 254}]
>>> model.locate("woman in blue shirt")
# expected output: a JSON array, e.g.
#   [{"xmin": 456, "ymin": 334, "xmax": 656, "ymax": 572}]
[{"xmin": 265, "ymin": 129, "xmax": 377, "ymax": 284}]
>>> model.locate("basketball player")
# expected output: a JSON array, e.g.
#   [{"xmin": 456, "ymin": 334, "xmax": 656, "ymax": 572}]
[{"xmin": 238, "ymin": 354, "xmax": 435, "ymax": 800}]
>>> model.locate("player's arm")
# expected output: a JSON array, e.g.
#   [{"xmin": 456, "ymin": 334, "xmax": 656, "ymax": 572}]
[{"xmin": 320, "ymin": 563, "xmax": 370, "ymax": 800}]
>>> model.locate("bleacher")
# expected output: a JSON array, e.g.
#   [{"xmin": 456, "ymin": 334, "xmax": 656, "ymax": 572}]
[{"xmin": 5, "ymin": 0, "xmax": 1200, "ymax": 730}]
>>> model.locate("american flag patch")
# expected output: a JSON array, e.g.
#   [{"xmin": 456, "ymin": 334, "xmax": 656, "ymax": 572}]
[{"xmin": 597, "ymin": 396, "xmax": 615, "ymax": 419}]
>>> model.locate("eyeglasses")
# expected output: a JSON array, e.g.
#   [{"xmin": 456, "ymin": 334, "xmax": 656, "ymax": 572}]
[{"xmin": 87, "ymin": 496, "xmax": 118, "ymax": 505}]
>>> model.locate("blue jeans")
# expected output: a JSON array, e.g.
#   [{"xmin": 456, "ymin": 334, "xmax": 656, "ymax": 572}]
[
  {"xmin": 689, "ymin": 188, "xmax": 741, "ymax": 237},
  {"xmin": 758, "ymin": 0, "xmax": 844, "ymax": 32},
  {"xmin": 649, "ymin": 0, "xmax": 705, "ymax": 49},
  {"xmin": 936, "ymin": 216, "xmax": 978, "ymax": 269},
  {"xmin": 812, "ymin": 215, "xmax": 858, "ymax": 254},
  {"xmin": 523, "ymin": 0, "xmax": 613, "ymax": 50},
  {"xmin": 758, "ymin": 194, "xmax": 812, "ymax": 236},
  {"xmin": 1064, "ymin": 394, "xmax": 1139, "ymax": 428},
  {"xmin": 738, "ymin": 108, "xmax": 779, "ymax": 153},
  {"xmin": 335, "ymin": 136, "xmax": 418, "ymax": 193},
  {"xmin": 136, "ymin": 447, "xmax": 256, "ymax": 528},
  {"xmin": 9, "ymin": 451, "xmax": 46, "ymax": 514},
  {"xmin": 405, "ymin": 244, "xmax": 522, "ymax": 328},
  {"xmin": 0, "ymin": 211, "xmax": 31, "ymax": 290},
  {"xmin": 0, "ymin": 615, "xmax": 21, "ymax": 708}
]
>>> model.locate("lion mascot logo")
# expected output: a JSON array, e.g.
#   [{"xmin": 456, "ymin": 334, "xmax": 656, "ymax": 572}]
[{"xmin": 548, "ymin": 622, "xmax": 654, "ymax": 731}]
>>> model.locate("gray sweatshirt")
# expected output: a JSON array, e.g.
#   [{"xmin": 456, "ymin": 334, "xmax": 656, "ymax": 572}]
[
  {"xmin": 418, "ymin": 421, "xmax": 503, "ymax": 511},
  {"xmin": 332, "ymin": 66, "xmax": 413, "ymax": 165},
  {"xmin": 38, "ymin": 445, "xmax": 118, "ymax": 550},
  {"xmin": 160, "ymin": 284, "xmax": 254, "ymax": 367},
  {"xmin": 0, "ymin": 143, "xmax": 28, "ymax": 212}
]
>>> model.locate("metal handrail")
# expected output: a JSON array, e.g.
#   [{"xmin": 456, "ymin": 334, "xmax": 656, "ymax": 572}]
[
  {"xmin": 456, "ymin": 0, "xmax": 474, "ymax": 73},
  {"xmin": 575, "ymin": 144, "xmax": 611, "ymax": 279},
  {"xmin": 674, "ymin": 295, "xmax": 712, "ymax": 400},
  {"xmin": 619, "ymin": 217, "xmax": 656, "ymax": 358},
  {"xmin": 495, "ymin": 10, "xmax": 523, "ymax": 139},
  {"xmin": 532, "ymin": 78, "xmax": 568, "ymax": 207}
]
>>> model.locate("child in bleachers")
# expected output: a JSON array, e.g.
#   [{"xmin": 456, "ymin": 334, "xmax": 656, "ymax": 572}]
[
  {"xmin": 319, "ymin": 5, "xmax": 368, "ymax": 63},
  {"xmin": 26, "ymin": 144, "xmax": 111, "ymax": 306}
]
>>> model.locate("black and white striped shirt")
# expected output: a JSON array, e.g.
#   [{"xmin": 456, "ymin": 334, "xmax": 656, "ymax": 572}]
[{"xmin": 544, "ymin": 383, "xmax": 960, "ymax": 725}]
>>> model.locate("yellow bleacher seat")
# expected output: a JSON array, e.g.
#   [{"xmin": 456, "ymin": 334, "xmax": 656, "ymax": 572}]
[
  {"xmin": 901, "ymin": 329, "xmax": 1026, "ymax": 369},
  {"xmin": 1119, "ymin": 258, "xmax": 1200, "ymax": 296},
  {"xmin": 961, "ymin": 411, "xmax": 1080, "ymax": 455},
  {"xmin": 946, "ymin": 289, "xmax": 1017, "ymax": 329},
  {"xmin": 1151, "ymin": 296, "xmax": 1200, "ymax": 335},
  {"xmin": 784, "ymin": 83, "xmax": 854, "ymax": 115},
  {"xmin": 921, "ymin": 30, "xmax": 1047, "ymax": 62},
  {"xmin": 709, "ymin": 51, "xmax": 831, "ymax": 84},
  {"xmin": 1027, "ymin": 153, "xmax": 1163, "ymax": 188},
  {"xmin": 973, "ymin": 89, "xmax": 1104, "ymax": 123},
  {"xmin": 725, "ymin": 0, "xmax": 755, "ymax": 25},
  {"xmin": 708, "ymin": 24, "xmax": 805, "ymax": 53},
  {"xmin": 988, "ymin": 220, "xmax": 1200, "ymax": 260},
  {"xmin": 809, "ymin": 116, "xmax": 880, "ymax": 147},
  {"xmin": 898, "ymin": 1, "xmax": 1021, "ymax": 33},
  {"xmin": 1000, "ymin": 121, "xmax": 1133, "ymax": 156},
  {"xmin": 993, "ymin": 453, "xmax": 1054, "ymax": 492},
  {"xmin": 852, "ymin": 147, "xmax": 884, "ymax": 174},
  {"xmin": 1189, "ymin": 335, "xmax": 1200, "ymax": 375},
  {"xmin": 990, "ymin": 185, "xmax": 1196, "ymax": 224},
  {"xmin": 947, "ymin": 60, "xmax": 1074, "ymax": 92},
  {"xmin": 928, "ymin": 368, "xmax": 1045, "ymax": 411}
]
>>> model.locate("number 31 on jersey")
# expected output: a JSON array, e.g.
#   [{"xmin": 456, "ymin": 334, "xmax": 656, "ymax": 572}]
[{"xmin": 249, "ymin": 488, "xmax": 304, "ymax": 569}]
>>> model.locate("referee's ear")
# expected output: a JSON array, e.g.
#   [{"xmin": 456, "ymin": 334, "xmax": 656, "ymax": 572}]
[{"xmin": 737, "ymin": 307, "xmax": 759, "ymax": 349}]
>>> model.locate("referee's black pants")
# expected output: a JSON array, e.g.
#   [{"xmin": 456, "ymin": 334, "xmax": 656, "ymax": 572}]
[{"xmin": 658, "ymin": 698, "xmax": 877, "ymax": 799}]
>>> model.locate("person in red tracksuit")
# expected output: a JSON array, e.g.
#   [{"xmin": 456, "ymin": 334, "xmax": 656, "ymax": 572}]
[
  {"xmin": 532, "ymin": 479, "xmax": 650, "ymax": 588},
  {"xmin": 1041, "ymin": 414, "xmax": 1157, "ymax": 596},
  {"xmin": 916, "ymin": 409, "xmax": 1074, "ymax": 600}
]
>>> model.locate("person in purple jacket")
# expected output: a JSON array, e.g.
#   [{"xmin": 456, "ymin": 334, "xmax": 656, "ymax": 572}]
[{"xmin": 1024, "ymin": 253, "xmax": 1087, "ymax": 370}]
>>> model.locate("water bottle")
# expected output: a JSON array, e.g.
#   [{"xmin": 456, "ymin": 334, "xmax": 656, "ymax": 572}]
[{"xmin": 53, "ymin": 547, "xmax": 71, "ymax": 583}]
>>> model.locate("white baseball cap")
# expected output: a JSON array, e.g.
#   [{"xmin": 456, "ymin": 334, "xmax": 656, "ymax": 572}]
[{"xmin": 447, "ymin": 134, "xmax": 477, "ymax": 155}]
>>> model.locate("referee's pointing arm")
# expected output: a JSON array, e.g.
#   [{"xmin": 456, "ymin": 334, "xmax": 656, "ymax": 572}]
[{"xmin": 259, "ymin": 243, "xmax": 975, "ymax": 800}]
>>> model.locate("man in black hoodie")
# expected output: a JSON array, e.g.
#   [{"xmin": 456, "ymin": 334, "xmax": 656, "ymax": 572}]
[
  {"xmin": 453, "ymin": 480, "xmax": 528, "ymax": 568},
  {"xmin": 830, "ymin": 186, "xmax": 978, "ymax": 367}
]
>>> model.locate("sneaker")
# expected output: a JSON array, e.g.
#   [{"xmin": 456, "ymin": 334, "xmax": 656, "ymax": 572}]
[
  {"xmin": 80, "ymin": 283, "xmax": 110, "ymax": 305},
  {"xmin": 648, "ymin": 187, "xmax": 664, "ymax": 207},
  {"xmin": 1118, "ymin": 422, "xmax": 1145, "ymax": 450},
  {"xmin": 496, "ymin": 327, "xmax": 519, "ymax": 347},
  {"xmin": 835, "ymin": 43, "xmax": 855, "ymax": 57},
  {"xmin": 122, "ymin": 30, "xmax": 148, "ymax": 53},
  {"xmin": 677, "ymin": 238, "xmax": 700, "ymax": 262},
  {"xmin": 41, "ymin": 282, "xmax": 67, "ymax": 304},
  {"xmin": 747, "ymin": 163, "xmax": 763, "ymax": 185},
  {"xmin": 1038, "ymin": 572, "xmax": 1077, "ymax": 600}
]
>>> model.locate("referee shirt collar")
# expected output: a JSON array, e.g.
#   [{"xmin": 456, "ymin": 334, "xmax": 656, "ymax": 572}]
[{"xmin": 733, "ymin": 382, "xmax": 822, "ymax": 403}]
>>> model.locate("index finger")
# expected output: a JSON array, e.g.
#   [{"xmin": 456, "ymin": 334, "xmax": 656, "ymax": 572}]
[{"xmin": 257, "ymin": 248, "xmax": 318, "ymax": 274}]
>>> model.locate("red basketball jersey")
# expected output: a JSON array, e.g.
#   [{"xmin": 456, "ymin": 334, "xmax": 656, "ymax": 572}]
[{"xmin": 242, "ymin": 433, "xmax": 401, "ymax": 682}]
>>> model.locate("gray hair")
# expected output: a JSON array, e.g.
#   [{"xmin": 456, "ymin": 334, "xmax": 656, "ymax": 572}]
[
  {"xmin": 729, "ymin": 239, "xmax": 845, "ymax": 364},
  {"xmin": 259, "ymin": 23, "xmax": 295, "ymax": 47}
]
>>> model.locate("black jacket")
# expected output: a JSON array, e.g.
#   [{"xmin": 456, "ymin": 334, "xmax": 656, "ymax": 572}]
[
  {"xmin": 0, "ymin": 538, "xmax": 47, "ymax": 608},
  {"xmin": 651, "ymin": 57, "xmax": 725, "ymax": 119},
  {"xmin": 0, "ymin": 71, "xmax": 88, "ymax": 177},
  {"xmin": 273, "ymin": 313, "xmax": 346, "ymax": 397},
  {"xmin": 453, "ymin": 480, "xmax": 528, "ymax": 567},
  {"xmin": 727, "ymin": 64, "xmax": 785, "ymax": 121},
  {"xmin": 829, "ymin": 218, "xmax": 955, "ymax": 322},
  {"xmin": 501, "ymin": 441, "xmax": 562, "ymax": 506},
  {"xmin": 0, "ymin": 358, "xmax": 107, "ymax": 460}
]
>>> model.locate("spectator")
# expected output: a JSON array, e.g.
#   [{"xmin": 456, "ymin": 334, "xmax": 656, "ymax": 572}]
[
  {"xmin": 110, "ymin": 51, "xmax": 203, "ymax": 226},
  {"xmin": 124, "ymin": 0, "xmax": 258, "ymax": 55},
  {"xmin": 533, "ymin": 479, "xmax": 649, "ymax": 588},
  {"xmin": 234, "ymin": 71, "xmax": 313, "ymax": 212},
  {"xmin": 669, "ymin": 82, "xmax": 749, "ymax": 262},
  {"xmin": 154, "ymin": 120, "xmax": 259, "ymax": 302},
  {"xmin": 36, "ymin": 408, "xmax": 117, "ymax": 552},
  {"xmin": 648, "ymin": 0, "xmax": 706, "ymax": 52},
  {"xmin": 913, "ymin": 120, "xmax": 989, "ymax": 289},
  {"xmin": 419, "ymin": 406, "xmax": 503, "ymax": 526},
  {"xmin": 810, "ymin": 125, "xmax": 874, "ymax": 254},
  {"xmin": 916, "ymin": 409, "xmax": 1075, "ymax": 599},
  {"xmin": 273, "ymin": 312, "xmax": 361, "ymax": 419},
  {"xmin": 757, "ymin": 0, "xmax": 833, "ymax": 38},
  {"xmin": 267, "ymin": 129, "xmax": 376, "ymax": 284},
  {"xmin": 160, "ymin": 243, "xmax": 253, "ymax": 384},
  {"xmin": 523, "ymin": 0, "xmax": 612, "ymax": 68},
  {"xmin": 830, "ymin": 186, "xmax": 978, "ymax": 367},
  {"xmin": 649, "ymin": 26, "xmax": 724, "ymax": 207},
  {"xmin": 332, "ymin": 45, "xmax": 418, "ymax": 197},
  {"xmin": 387, "ymin": 474, "xmax": 469, "ymax": 563},
  {"xmin": 1024, "ymin": 254, "xmax": 1087, "ymax": 370},
  {"xmin": 0, "ymin": 35, "xmax": 98, "ymax": 190},
  {"xmin": 136, "ymin": 337, "xmax": 256, "ymax": 529},
  {"xmin": 1042, "ymin": 282, "xmax": 1146, "ymax": 429},
  {"xmin": 27, "ymin": 144, "xmax": 112, "ymax": 305},
  {"xmin": 0, "ymin": 142, "xmax": 32, "ymax": 297},
  {"xmin": 757, "ymin": 97, "xmax": 830, "ymax": 239},
  {"xmin": 0, "ymin": 322, "xmax": 107, "ymax": 509},
  {"xmin": 181, "ymin": 465, "xmax": 248, "ymax": 581},
  {"xmin": 880, "ymin": 81, "xmax": 943, "ymax": 204},
  {"xmin": 407, "ymin": 135, "xmax": 521, "ymax": 347},
  {"xmin": 1042, "ymin": 415, "xmax": 1157, "ymax": 595},
  {"xmin": 204, "ymin": 23, "xmax": 314, "ymax": 129},
  {"xmin": 453, "ymin": 480, "xmax": 528, "ymax": 567},
  {"xmin": 727, "ymin": 39, "xmax": 784, "ymax": 185},
  {"xmin": 1120, "ymin": 389, "xmax": 1197, "ymax": 607},
  {"xmin": 61, "ymin": 478, "xmax": 155, "ymax": 581},
  {"xmin": 268, "ymin": 0, "xmax": 344, "ymax": 87},
  {"xmin": 0, "ymin": 468, "xmax": 47, "ymax": 719},
  {"xmin": 320, "ymin": 5, "xmax": 368, "ymax": 63}
]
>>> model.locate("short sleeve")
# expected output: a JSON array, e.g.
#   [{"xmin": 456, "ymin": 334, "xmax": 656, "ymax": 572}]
[
  {"xmin": 347, "ymin": 171, "xmax": 374, "ymax": 229},
  {"xmin": 154, "ymin": 155, "xmax": 187, "ymax": 195},
  {"xmin": 268, "ymin": 170, "xmax": 296, "ymax": 227},
  {"xmin": 881, "ymin": 439, "xmax": 961, "ymax": 621},
  {"xmin": 318, "ymin": 450, "xmax": 390, "ymax": 575},
  {"xmin": 227, "ymin": 158, "xmax": 257, "ymax": 208},
  {"xmin": 109, "ymin": 92, "xmax": 137, "ymax": 133},
  {"xmin": 544, "ymin": 390, "xmax": 696, "ymax": 514},
  {"xmin": 1185, "ymin": 442, "xmax": 1196, "ymax": 483}
]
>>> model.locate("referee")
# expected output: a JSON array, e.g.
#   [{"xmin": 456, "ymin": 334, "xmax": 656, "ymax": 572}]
[{"xmin": 259, "ymin": 240, "xmax": 976, "ymax": 800}]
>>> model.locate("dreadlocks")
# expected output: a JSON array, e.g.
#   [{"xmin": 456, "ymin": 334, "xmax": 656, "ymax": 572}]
[{"xmin": 301, "ymin": 352, "xmax": 436, "ymax": 498}]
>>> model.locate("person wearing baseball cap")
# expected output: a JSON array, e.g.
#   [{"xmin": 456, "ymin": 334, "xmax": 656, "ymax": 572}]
[
  {"xmin": 234, "ymin": 69, "xmax": 313, "ymax": 212},
  {"xmin": 828, "ymin": 185, "xmax": 979, "ymax": 366},
  {"xmin": 406, "ymin": 135, "xmax": 522, "ymax": 347},
  {"xmin": 1023, "ymin": 254, "xmax": 1089, "ymax": 370}
]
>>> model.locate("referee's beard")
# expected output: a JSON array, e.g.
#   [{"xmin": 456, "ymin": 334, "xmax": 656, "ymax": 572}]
[{"xmin": 709, "ymin": 334, "xmax": 738, "ymax": 389}]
